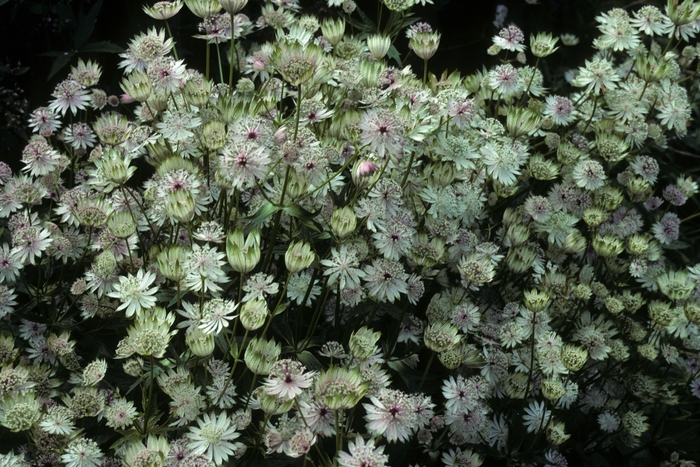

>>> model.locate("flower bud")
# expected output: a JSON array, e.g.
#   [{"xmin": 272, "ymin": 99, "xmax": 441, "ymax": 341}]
[
  {"xmin": 166, "ymin": 190, "xmax": 196, "ymax": 223},
  {"xmin": 219, "ymin": 0, "xmax": 248, "ymax": 14},
  {"xmin": 367, "ymin": 34, "xmax": 391, "ymax": 60},
  {"xmin": 684, "ymin": 301, "xmax": 700, "ymax": 325},
  {"xmin": 240, "ymin": 299, "xmax": 268, "ymax": 331},
  {"xmin": 183, "ymin": 78, "xmax": 213, "ymax": 107},
  {"xmin": 244, "ymin": 336, "xmax": 281, "ymax": 375},
  {"xmin": 203, "ymin": 120, "xmax": 227, "ymax": 151},
  {"xmin": 438, "ymin": 344, "xmax": 465, "ymax": 370},
  {"xmin": 352, "ymin": 160, "xmax": 380, "ymax": 189},
  {"xmin": 285, "ymin": 240, "xmax": 315, "ymax": 273},
  {"xmin": 546, "ymin": 421, "xmax": 570, "ymax": 446},
  {"xmin": 157, "ymin": 245, "xmax": 188, "ymax": 281},
  {"xmin": 504, "ymin": 372, "xmax": 528, "ymax": 399},
  {"xmin": 592, "ymin": 234, "xmax": 624, "ymax": 258},
  {"xmin": 562, "ymin": 230, "xmax": 587, "ymax": 254},
  {"xmin": 530, "ymin": 32, "xmax": 559, "ymax": 58},
  {"xmin": 423, "ymin": 322, "xmax": 460, "ymax": 353},
  {"xmin": 121, "ymin": 70, "xmax": 152, "ymax": 102},
  {"xmin": 541, "ymin": 378, "xmax": 566, "ymax": 401},
  {"xmin": 331, "ymin": 206, "xmax": 357, "ymax": 239},
  {"xmin": 101, "ymin": 148, "xmax": 136, "ymax": 185},
  {"xmin": 409, "ymin": 32, "xmax": 441, "ymax": 60},
  {"xmin": 321, "ymin": 18, "xmax": 345, "ymax": 47},
  {"xmin": 359, "ymin": 60, "xmax": 383, "ymax": 88},
  {"xmin": 523, "ymin": 288, "xmax": 550, "ymax": 313},
  {"xmin": 561, "ymin": 344, "xmax": 588, "ymax": 371},
  {"xmin": 107, "ymin": 211, "xmax": 137, "ymax": 239},
  {"xmin": 186, "ymin": 327, "xmax": 215, "ymax": 357},
  {"xmin": 185, "ymin": 0, "xmax": 221, "ymax": 18},
  {"xmin": 226, "ymin": 229, "xmax": 261, "ymax": 273}
]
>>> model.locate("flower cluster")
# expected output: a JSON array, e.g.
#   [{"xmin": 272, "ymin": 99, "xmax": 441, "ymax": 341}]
[{"xmin": 1, "ymin": 0, "xmax": 700, "ymax": 466}]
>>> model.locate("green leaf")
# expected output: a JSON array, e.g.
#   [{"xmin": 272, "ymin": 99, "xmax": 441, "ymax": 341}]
[
  {"xmin": 244, "ymin": 201, "xmax": 280, "ymax": 234},
  {"xmin": 80, "ymin": 41, "xmax": 124, "ymax": 54},
  {"xmin": 387, "ymin": 45, "xmax": 402, "ymax": 66},
  {"xmin": 73, "ymin": 0, "xmax": 103, "ymax": 48},
  {"xmin": 297, "ymin": 350, "xmax": 322, "ymax": 371},
  {"xmin": 47, "ymin": 52, "xmax": 75, "ymax": 81},
  {"xmin": 273, "ymin": 302, "xmax": 289, "ymax": 317}
]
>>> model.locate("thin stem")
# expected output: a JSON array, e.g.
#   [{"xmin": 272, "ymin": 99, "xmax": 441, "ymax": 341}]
[
  {"xmin": 418, "ymin": 351, "xmax": 435, "ymax": 391},
  {"xmin": 229, "ymin": 13, "xmax": 236, "ymax": 87}
]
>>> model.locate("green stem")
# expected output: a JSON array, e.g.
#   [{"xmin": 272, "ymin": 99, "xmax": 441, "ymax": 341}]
[
  {"xmin": 418, "ymin": 351, "xmax": 435, "ymax": 391},
  {"xmin": 229, "ymin": 13, "xmax": 236, "ymax": 87}
]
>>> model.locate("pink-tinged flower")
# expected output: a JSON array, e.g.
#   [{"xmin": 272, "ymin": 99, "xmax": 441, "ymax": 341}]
[
  {"xmin": 49, "ymin": 79, "xmax": 91, "ymax": 116},
  {"xmin": 544, "ymin": 95, "xmax": 575, "ymax": 125},
  {"xmin": 10, "ymin": 226, "xmax": 52, "ymax": 266},
  {"xmin": 358, "ymin": 109, "xmax": 404, "ymax": 159},
  {"xmin": 363, "ymin": 258, "xmax": 409, "ymax": 303},
  {"xmin": 21, "ymin": 138, "xmax": 63, "ymax": 177},
  {"xmin": 337, "ymin": 435, "xmax": 389, "ymax": 467},
  {"xmin": 488, "ymin": 64, "xmax": 521, "ymax": 97},
  {"xmin": 691, "ymin": 378, "xmax": 700, "ymax": 399},
  {"xmin": 364, "ymin": 389, "xmax": 415, "ymax": 443},
  {"xmin": 147, "ymin": 56, "xmax": 186, "ymax": 93},
  {"xmin": 219, "ymin": 143, "xmax": 271, "ymax": 191},
  {"xmin": 262, "ymin": 359, "xmax": 314, "ymax": 400},
  {"xmin": 28, "ymin": 107, "xmax": 61, "ymax": 136},
  {"xmin": 652, "ymin": 212, "xmax": 680, "ymax": 245},
  {"xmin": 493, "ymin": 25, "xmax": 526, "ymax": 52}
]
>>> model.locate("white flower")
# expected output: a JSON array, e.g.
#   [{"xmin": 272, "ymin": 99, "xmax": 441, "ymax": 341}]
[
  {"xmin": 107, "ymin": 269, "xmax": 158, "ymax": 318},
  {"xmin": 186, "ymin": 412, "xmax": 241, "ymax": 465},
  {"xmin": 522, "ymin": 400, "xmax": 551, "ymax": 433},
  {"xmin": 61, "ymin": 438, "xmax": 103, "ymax": 467}
]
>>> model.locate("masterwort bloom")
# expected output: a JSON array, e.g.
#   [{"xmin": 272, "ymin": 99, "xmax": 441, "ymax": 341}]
[
  {"xmin": 262, "ymin": 359, "xmax": 315, "ymax": 400},
  {"xmin": 107, "ymin": 268, "xmax": 159, "ymax": 318},
  {"xmin": 338, "ymin": 435, "xmax": 389, "ymax": 467},
  {"xmin": 186, "ymin": 412, "xmax": 241, "ymax": 464}
]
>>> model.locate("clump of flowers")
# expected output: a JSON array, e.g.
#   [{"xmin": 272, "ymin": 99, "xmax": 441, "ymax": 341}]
[{"xmin": 2, "ymin": 0, "xmax": 700, "ymax": 466}]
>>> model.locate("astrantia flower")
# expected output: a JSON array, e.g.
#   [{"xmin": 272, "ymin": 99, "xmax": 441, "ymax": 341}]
[
  {"xmin": 262, "ymin": 359, "xmax": 315, "ymax": 400},
  {"xmin": 28, "ymin": 106, "xmax": 61, "ymax": 136},
  {"xmin": 199, "ymin": 298, "xmax": 238, "ymax": 335},
  {"xmin": 572, "ymin": 158, "xmax": 607, "ymax": 190},
  {"xmin": 21, "ymin": 137, "xmax": 63, "ymax": 177},
  {"xmin": 543, "ymin": 95, "xmax": 575, "ymax": 126},
  {"xmin": 186, "ymin": 412, "xmax": 240, "ymax": 465},
  {"xmin": 119, "ymin": 28, "xmax": 174, "ymax": 72},
  {"xmin": 358, "ymin": 108, "xmax": 404, "ymax": 159},
  {"xmin": 480, "ymin": 140, "xmax": 528, "ymax": 185},
  {"xmin": 573, "ymin": 57, "xmax": 619, "ymax": 94},
  {"xmin": 321, "ymin": 245, "xmax": 366, "ymax": 289},
  {"xmin": 148, "ymin": 56, "xmax": 187, "ymax": 93},
  {"xmin": 61, "ymin": 437, "xmax": 103, "ymax": 467},
  {"xmin": 363, "ymin": 258, "xmax": 409, "ymax": 303},
  {"xmin": 218, "ymin": 142, "xmax": 271, "ymax": 191},
  {"xmin": 39, "ymin": 405, "xmax": 75, "ymax": 436},
  {"xmin": 493, "ymin": 25, "xmax": 526, "ymax": 52},
  {"xmin": 631, "ymin": 5, "xmax": 671, "ymax": 36},
  {"xmin": 107, "ymin": 269, "xmax": 159, "ymax": 318},
  {"xmin": 64, "ymin": 122, "xmax": 97, "ymax": 150},
  {"xmin": 652, "ymin": 212, "xmax": 681, "ymax": 244},
  {"xmin": 598, "ymin": 412, "xmax": 621, "ymax": 432},
  {"xmin": 337, "ymin": 435, "xmax": 389, "ymax": 467},
  {"xmin": 49, "ymin": 79, "xmax": 91, "ymax": 116},
  {"xmin": 10, "ymin": 225, "xmax": 52, "ymax": 266},
  {"xmin": 488, "ymin": 63, "xmax": 521, "ymax": 97},
  {"xmin": 364, "ymin": 389, "xmax": 415, "ymax": 443},
  {"xmin": 185, "ymin": 243, "xmax": 229, "ymax": 294},
  {"xmin": 0, "ymin": 285, "xmax": 17, "ymax": 319},
  {"xmin": 522, "ymin": 400, "xmax": 551, "ymax": 433}
]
